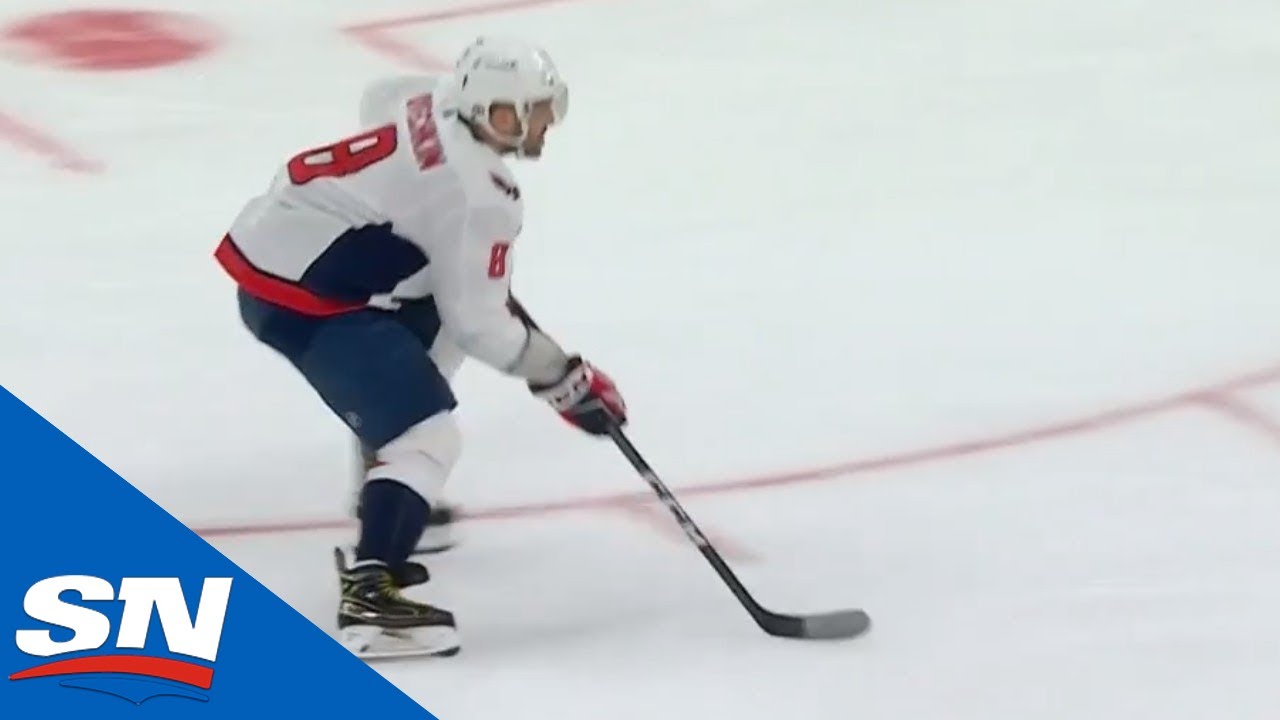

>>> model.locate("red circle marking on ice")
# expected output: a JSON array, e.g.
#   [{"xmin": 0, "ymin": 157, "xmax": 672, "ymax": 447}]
[{"xmin": 1, "ymin": 10, "xmax": 221, "ymax": 71}]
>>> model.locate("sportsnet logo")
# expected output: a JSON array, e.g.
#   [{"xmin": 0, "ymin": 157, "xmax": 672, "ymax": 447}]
[{"xmin": 9, "ymin": 576, "xmax": 232, "ymax": 705}]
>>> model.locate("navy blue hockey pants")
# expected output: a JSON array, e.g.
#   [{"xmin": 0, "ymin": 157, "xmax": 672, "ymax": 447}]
[{"xmin": 236, "ymin": 289, "xmax": 457, "ymax": 450}]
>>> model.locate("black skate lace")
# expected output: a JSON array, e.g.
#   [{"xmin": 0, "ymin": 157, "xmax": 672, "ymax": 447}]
[{"xmin": 376, "ymin": 573, "xmax": 422, "ymax": 607}]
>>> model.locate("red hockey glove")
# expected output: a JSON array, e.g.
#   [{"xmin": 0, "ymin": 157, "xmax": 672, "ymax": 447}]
[{"xmin": 530, "ymin": 356, "xmax": 627, "ymax": 436}]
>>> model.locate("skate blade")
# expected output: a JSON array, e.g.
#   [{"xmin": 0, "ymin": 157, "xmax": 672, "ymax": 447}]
[
  {"xmin": 347, "ymin": 528, "xmax": 455, "ymax": 560},
  {"xmin": 339, "ymin": 624, "xmax": 460, "ymax": 660},
  {"xmin": 409, "ymin": 541, "xmax": 457, "ymax": 557},
  {"xmin": 410, "ymin": 524, "xmax": 456, "ymax": 556}
]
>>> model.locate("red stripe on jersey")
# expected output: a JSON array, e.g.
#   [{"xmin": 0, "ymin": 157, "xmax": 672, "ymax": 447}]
[{"xmin": 214, "ymin": 235, "xmax": 366, "ymax": 317}]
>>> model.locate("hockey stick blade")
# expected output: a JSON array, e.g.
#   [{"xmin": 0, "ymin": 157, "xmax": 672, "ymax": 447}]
[
  {"xmin": 756, "ymin": 608, "xmax": 872, "ymax": 640},
  {"xmin": 607, "ymin": 425, "xmax": 871, "ymax": 641}
]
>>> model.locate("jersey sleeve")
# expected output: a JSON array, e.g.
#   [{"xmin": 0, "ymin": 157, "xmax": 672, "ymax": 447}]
[{"xmin": 413, "ymin": 200, "xmax": 532, "ymax": 373}]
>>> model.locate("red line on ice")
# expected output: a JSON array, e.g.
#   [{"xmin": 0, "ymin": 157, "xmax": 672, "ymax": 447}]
[
  {"xmin": 0, "ymin": 110, "xmax": 102, "ymax": 173},
  {"xmin": 347, "ymin": 0, "xmax": 588, "ymax": 32},
  {"xmin": 345, "ymin": 26, "xmax": 448, "ymax": 71},
  {"xmin": 194, "ymin": 362, "xmax": 1280, "ymax": 541},
  {"xmin": 612, "ymin": 501, "xmax": 759, "ymax": 562},
  {"xmin": 1196, "ymin": 392, "xmax": 1280, "ymax": 450},
  {"xmin": 342, "ymin": 0, "xmax": 595, "ymax": 71}
]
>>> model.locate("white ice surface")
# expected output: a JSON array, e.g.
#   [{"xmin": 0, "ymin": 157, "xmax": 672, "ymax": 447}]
[{"xmin": 3, "ymin": 0, "xmax": 1280, "ymax": 717}]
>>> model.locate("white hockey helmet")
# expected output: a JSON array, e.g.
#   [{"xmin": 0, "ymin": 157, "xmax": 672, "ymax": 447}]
[{"xmin": 453, "ymin": 37, "xmax": 568, "ymax": 153}]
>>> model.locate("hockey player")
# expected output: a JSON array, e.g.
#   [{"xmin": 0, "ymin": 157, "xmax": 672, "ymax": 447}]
[{"xmin": 214, "ymin": 37, "xmax": 627, "ymax": 658}]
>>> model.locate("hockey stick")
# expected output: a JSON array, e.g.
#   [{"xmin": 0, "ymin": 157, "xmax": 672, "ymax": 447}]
[
  {"xmin": 606, "ymin": 423, "xmax": 871, "ymax": 640},
  {"xmin": 508, "ymin": 296, "xmax": 869, "ymax": 639}
]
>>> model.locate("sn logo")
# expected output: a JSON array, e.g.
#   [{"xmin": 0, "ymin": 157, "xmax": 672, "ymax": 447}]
[{"xmin": 10, "ymin": 576, "xmax": 233, "ymax": 704}]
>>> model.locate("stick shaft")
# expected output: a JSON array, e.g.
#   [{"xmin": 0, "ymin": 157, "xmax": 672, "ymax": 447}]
[{"xmin": 606, "ymin": 425, "xmax": 768, "ymax": 620}]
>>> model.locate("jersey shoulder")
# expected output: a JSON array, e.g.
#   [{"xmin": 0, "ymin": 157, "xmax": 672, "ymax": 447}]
[
  {"xmin": 391, "ymin": 83, "xmax": 523, "ymax": 212},
  {"xmin": 359, "ymin": 75, "xmax": 440, "ymax": 127}
]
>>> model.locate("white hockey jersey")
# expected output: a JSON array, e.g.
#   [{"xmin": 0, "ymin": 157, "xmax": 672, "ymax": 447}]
[{"xmin": 216, "ymin": 75, "xmax": 532, "ymax": 374}]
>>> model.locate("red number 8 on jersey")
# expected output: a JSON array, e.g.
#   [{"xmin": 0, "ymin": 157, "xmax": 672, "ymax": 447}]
[
  {"xmin": 488, "ymin": 242, "xmax": 511, "ymax": 279},
  {"xmin": 287, "ymin": 125, "xmax": 398, "ymax": 185}
]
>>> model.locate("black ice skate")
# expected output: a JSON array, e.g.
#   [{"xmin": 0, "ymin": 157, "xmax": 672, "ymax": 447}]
[{"xmin": 334, "ymin": 548, "xmax": 459, "ymax": 659}]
